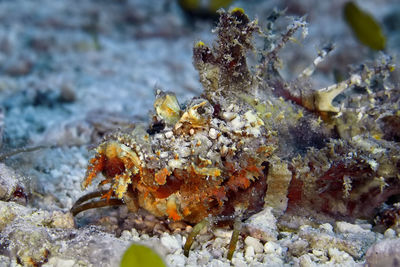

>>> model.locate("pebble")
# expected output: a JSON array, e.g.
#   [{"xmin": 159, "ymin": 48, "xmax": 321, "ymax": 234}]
[
  {"xmin": 264, "ymin": 241, "xmax": 282, "ymax": 255},
  {"xmin": 245, "ymin": 245, "xmax": 255, "ymax": 259},
  {"xmin": 0, "ymin": 163, "xmax": 29, "ymax": 205},
  {"xmin": 298, "ymin": 254, "xmax": 317, "ymax": 267},
  {"xmin": 165, "ymin": 131, "xmax": 173, "ymax": 139},
  {"xmin": 263, "ymin": 254, "xmax": 284, "ymax": 266},
  {"xmin": 120, "ymin": 230, "xmax": 132, "ymax": 240},
  {"xmin": 161, "ymin": 234, "xmax": 181, "ymax": 253},
  {"xmin": 50, "ymin": 211, "xmax": 75, "ymax": 229},
  {"xmin": 336, "ymin": 221, "xmax": 369, "ymax": 234},
  {"xmin": 209, "ymin": 259, "xmax": 230, "ymax": 267},
  {"xmin": 209, "ymin": 128, "xmax": 218, "ymax": 139},
  {"xmin": 319, "ymin": 223, "xmax": 333, "ymax": 233},
  {"xmin": 245, "ymin": 207, "xmax": 278, "ymax": 242},
  {"xmin": 166, "ymin": 254, "xmax": 186, "ymax": 267},
  {"xmin": 327, "ymin": 248, "xmax": 352, "ymax": 264},
  {"xmin": 312, "ymin": 249, "xmax": 325, "ymax": 257},
  {"xmin": 43, "ymin": 257, "xmax": 76, "ymax": 267},
  {"xmin": 384, "ymin": 228, "xmax": 396, "ymax": 238},
  {"xmin": 244, "ymin": 236, "xmax": 264, "ymax": 254},
  {"xmin": 213, "ymin": 228, "xmax": 232, "ymax": 239},
  {"xmin": 232, "ymin": 258, "xmax": 247, "ymax": 267},
  {"xmin": 365, "ymin": 238, "xmax": 400, "ymax": 267},
  {"xmin": 0, "ymin": 256, "xmax": 10, "ymax": 266}
]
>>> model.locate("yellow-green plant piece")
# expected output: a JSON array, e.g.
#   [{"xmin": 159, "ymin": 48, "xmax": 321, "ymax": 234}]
[
  {"xmin": 120, "ymin": 244, "xmax": 166, "ymax": 267},
  {"xmin": 343, "ymin": 1, "xmax": 386, "ymax": 50}
]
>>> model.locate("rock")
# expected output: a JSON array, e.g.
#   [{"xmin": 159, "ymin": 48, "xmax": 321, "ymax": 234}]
[
  {"xmin": 0, "ymin": 163, "xmax": 30, "ymax": 205},
  {"xmin": 232, "ymin": 257, "xmax": 247, "ymax": 267},
  {"xmin": 298, "ymin": 254, "xmax": 317, "ymax": 267},
  {"xmin": 384, "ymin": 228, "xmax": 396, "ymax": 238},
  {"xmin": 319, "ymin": 223, "xmax": 333, "ymax": 233},
  {"xmin": 43, "ymin": 257, "xmax": 76, "ymax": 267},
  {"xmin": 326, "ymin": 248, "xmax": 355, "ymax": 266},
  {"xmin": 245, "ymin": 207, "xmax": 278, "ymax": 242},
  {"xmin": 264, "ymin": 241, "xmax": 282, "ymax": 255},
  {"xmin": 0, "ymin": 201, "xmax": 131, "ymax": 266},
  {"xmin": 335, "ymin": 221, "xmax": 370, "ymax": 234},
  {"xmin": 299, "ymin": 224, "xmax": 376, "ymax": 260},
  {"xmin": 0, "ymin": 201, "xmax": 31, "ymax": 231},
  {"xmin": 0, "ymin": 255, "xmax": 10, "ymax": 266},
  {"xmin": 244, "ymin": 245, "xmax": 255, "ymax": 260},
  {"xmin": 165, "ymin": 254, "xmax": 186, "ymax": 267},
  {"xmin": 244, "ymin": 236, "xmax": 264, "ymax": 254},
  {"xmin": 287, "ymin": 239, "xmax": 309, "ymax": 257},
  {"xmin": 262, "ymin": 254, "xmax": 284, "ymax": 266},
  {"xmin": 365, "ymin": 238, "xmax": 400, "ymax": 267},
  {"xmin": 50, "ymin": 211, "xmax": 75, "ymax": 229},
  {"xmin": 160, "ymin": 233, "xmax": 182, "ymax": 253},
  {"xmin": 208, "ymin": 259, "xmax": 230, "ymax": 267}
]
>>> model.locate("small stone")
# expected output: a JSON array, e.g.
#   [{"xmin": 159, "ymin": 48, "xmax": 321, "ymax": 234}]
[
  {"xmin": 319, "ymin": 223, "xmax": 333, "ymax": 233},
  {"xmin": 222, "ymin": 111, "xmax": 236, "ymax": 121},
  {"xmin": 245, "ymin": 207, "xmax": 278, "ymax": 242},
  {"xmin": 60, "ymin": 83, "xmax": 76, "ymax": 102},
  {"xmin": 196, "ymin": 250, "xmax": 212, "ymax": 266},
  {"xmin": 209, "ymin": 128, "xmax": 218, "ymax": 139},
  {"xmin": 365, "ymin": 238, "xmax": 400, "ymax": 267},
  {"xmin": 178, "ymin": 146, "xmax": 191, "ymax": 158},
  {"xmin": 160, "ymin": 151, "xmax": 169, "ymax": 158},
  {"xmin": 232, "ymin": 257, "xmax": 247, "ymax": 267},
  {"xmin": 213, "ymin": 228, "xmax": 232, "ymax": 239},
  {"xmin": 131, "ymin": 228, "xmax": 139, "ymax": 238},
  {"xmin": 327, "ymin": 248, "xmax": 352, "ymax": 264},
  {"xmin": 0, "ymin": 255, "xmax": 10, "ymax": 266},
  {"xmin": 43, "ymin": 257, "xmax": 76, "ymax": 267},
  {"xmin": 120, "ymin": 230, "xmax": 132, "ymax": 240},
  {"xmin": 245, "ymin": 245, "xmax": 255, "ymax": 259},
  {"xmin": 165, "ymin": 131, "xmax": 173, "ymax": 139},
  {"xmin": 312, "ymin": 249, "xmax": 325, "ymax": 257},
  {"xmin": 165, "ymin": 254, "xmax": 186, "ymax": 267},
  {"xmin": 230, "ymin": 116, "xmax": 245, "ymax": 131},
  {"xmin": 336, "ymin": 221, "xmax": 369, "ymax": 234},
  {"xmin": 209, "ymin": 259, "xmax": 230, "ymax": 267},
  {"xmin": 263, "ymin": 254, "xmax": 284, "ymax": 266},
  {"xmin": 244, "ymin": 236, "xmax": 264, "ymax": 254},
  {"xmin": 298, "ymin": 254, "xmax": 317, "ymax": 267},
  {"xmin": 0, "ymin": 163, "xmax": 29, "ymax": 205},
  {"xmin": 160, "ymin": 234, "xmax": 181, "ymax": 253},
  {"xmin": 288, "ymin": 239, "xmax": 309, "ymax": 257},
  {"xmin": 384, "ymin": 228, "xmax": 396, "ymax": 238},
  {"xmin": 50, "ymin": 211, "xmax": 75, "ymax": 229},
  {"xmin": 264, "ymin": 241, "xmax": 282, "ymax": 255}
]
